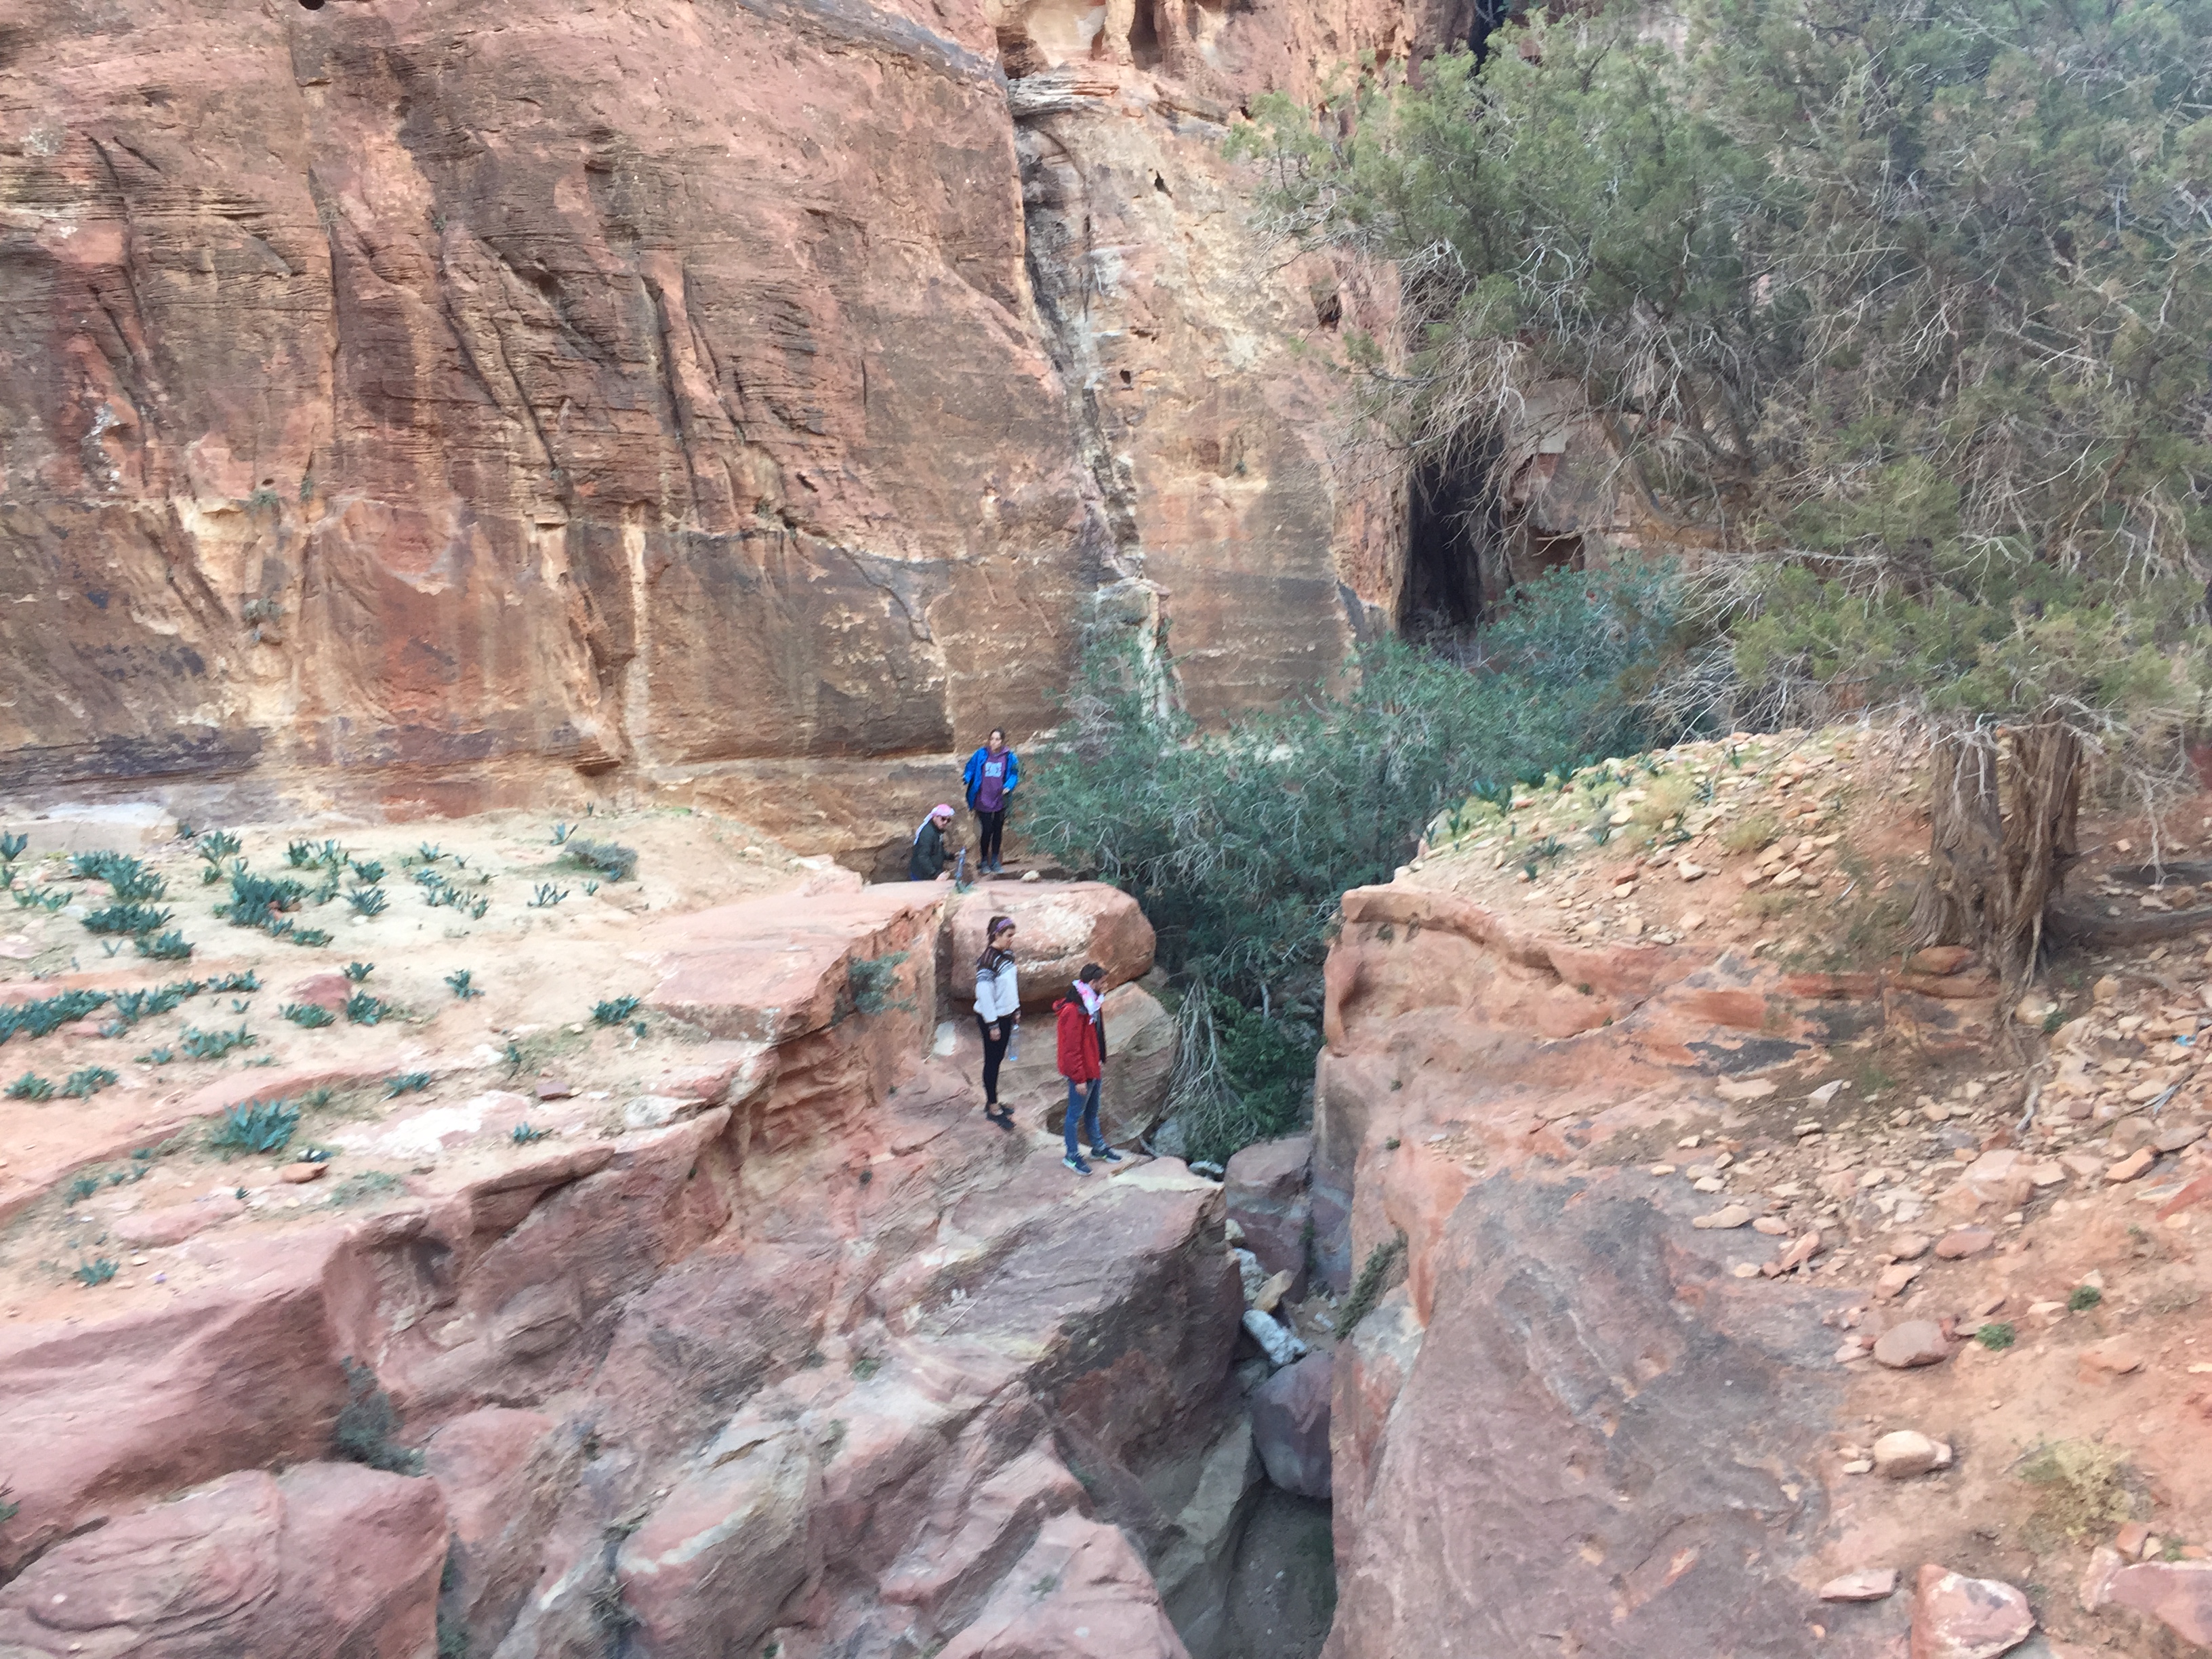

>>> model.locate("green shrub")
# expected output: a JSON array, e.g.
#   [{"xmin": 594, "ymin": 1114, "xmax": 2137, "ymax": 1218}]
[
  {"xmin": 848, "ymin": 952, "xmax": 916, "ymax": 1018},
  {"xmin": 136, "ymin": 928, "xmax": 194, "ymax": 961},
  {"xmin": 61, "ymin": 1066, "xmax": 119, "ymax": 1099},
  {"xmin": 333, "ymin": 1357, "xmax": 424, "ymax": 1475},
  {"xmin": 1338, "ymin": 1231, "xmax": 1409, "ymax": 1336},
  {"xmin": 207, "ymin": 1099, "xmax": 300, "ymax": 1155},
  {"xmin": 344, "ymin": 991, "xmax": 387, "ymax": 1026},
  {"xmin": 445, "ymin": 969, "xmax": 480, "ymax": 1000},
  {"xmin": 1029, "ymin": 576, "xmax": 1675, "ymax": 998},
  {"xmin": 0, "ymin": 989, "xmax": 110, "ymax": 1044},
  {"xmin": 180, "ymin": 1023, "xmax": 255, "ymax": 1061},
  {"xmin": 385, "ymin": 1070, "xmax": 432, "ymax": 1097},
  {"xmin": 2069, "ymin": 1284, "xmax": 2104, "ymax": 1313},
  {"xmin": 6, "ymin": 1073, "xmax": 54, "ymax": 1101},
  {"xmin": 591, "ymin": 996, "xmax": 640, "ymax": 1027},
  {"xmin": 560, "ymin": 839, "xmax": 638, "ymax": 882},
  {"xmin": 1170, "ymin": 991, "xmax": 1319, "ymax": 1166},
  {"xmin": 1975, "ymin": 1322, "xmax": 2017, "ymax": 1351},
  {"xmin": 73, "ymin": 1257, "xmax": 119, "ymax": 1287},
  {"xmin": 83, "ymin": 902, "xmax": 171, "ymax": 937},
  {"xmin": 281, "ymin": 1003, "xmax": 335, "ymax": 1029},
  {"xmin": 222, "ymin": 867, "xmax": 306, "ymax": 930}
]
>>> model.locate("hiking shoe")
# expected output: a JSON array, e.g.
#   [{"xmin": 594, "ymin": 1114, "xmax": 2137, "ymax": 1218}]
[
  {"xmin": 1090, "ymin": 1145, "xmax": 1124, "ymax": 1162},
  {"xmin": 986, "ymin": 1107, "xmax": 1015, "ymax": 1131},
  {"xmin": 1063, "ymin": 1154, "xmax": 1092, "ymax": 1176}
]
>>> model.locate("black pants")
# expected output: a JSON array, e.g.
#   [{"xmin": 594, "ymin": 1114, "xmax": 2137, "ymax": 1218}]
[
  {"xmin": 975, "ymin": 808, "xmax": 1006, "ymax": 866},
  {"xmin": 977, "ymin": 1012, "xmax": 1011, "ymax": 1105}
]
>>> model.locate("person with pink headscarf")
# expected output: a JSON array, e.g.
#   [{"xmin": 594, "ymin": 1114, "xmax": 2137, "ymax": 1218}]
[{"xmin": 907, "ymin": 803, "xmax": 958, "ymax": 882}]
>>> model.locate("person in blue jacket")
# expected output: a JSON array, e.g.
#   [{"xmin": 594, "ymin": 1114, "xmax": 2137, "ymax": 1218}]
[{"xmin": 963, "ymin": 729, "xmax": 1019, "ymax": 876}]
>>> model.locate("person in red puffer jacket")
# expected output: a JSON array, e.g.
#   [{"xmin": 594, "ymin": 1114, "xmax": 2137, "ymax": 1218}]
[{"xmin": 1054, "ymin": 964, "xmax": 1120, "ymax": 1175}]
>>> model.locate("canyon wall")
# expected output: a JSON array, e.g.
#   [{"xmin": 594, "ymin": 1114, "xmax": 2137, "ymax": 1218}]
[{"xmin": 1, "ymin": 0, "xmax": 1460, "ymax": 861}]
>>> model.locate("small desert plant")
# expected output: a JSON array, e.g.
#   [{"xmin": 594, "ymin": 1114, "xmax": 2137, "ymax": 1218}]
[
  {"xmin": 560, "ymin": 838, "xmax": 638, "ymax": 882},
  {"xmin": 0, "ymin": 830, "xmax": 26, "ymax": 864},
  {"xmin": 344, "ymin": 962, "xmax": 375, "ymax": 983},
  {"xmin": 136, "ymin": 928, "xmax": 194, "ymax": 962},
  {"xmin": 445, "ymin": 969, "xmax": 480, "ymax": 1000},
  {"xmin": 6, "ymin": 1073, "xmax": 54, "ymax": 1101},
  {"xmin": 285, "ymin": 839, "xmax": 316, "ymax": 867},
  {"xmin": 73, "ymin": 1257, "xmax": 120, "ymax": 1287},
  {"xmin": 333, "ymin": 1357, "xmax": 424, "ymax": 1474},
  {"xmin": 1339, "ymin": 1230, "xmax": 1410, "ymax": 1336},
  {"xmin": 328, "ymin": 1170, "xmax": 401, "ymax": 1205},
  {"xmin": 61, "ymin": 1066, "xmax": 119, "ymax": 1099},
  {"xmin": 222, "ymin": 867, "xmax": 307, "ymax": 929},
  {"xmin": 1975, "ymin": 1322, "xmax": 2017, "ymax": 1351},
  {"xmin": 138, "ymin": 1046, "xmax": 176, "ymax": 1065},
  {"xmin": 2021, "ymin": 1440, "xmax": 2137, "ymax": 1540},
  {"xmin": 281, "ymin": 1002, "xmax": 335, "ymax": 1028},
  {"xmin": 386, "ymin": 1070, "xmax": 432, "ymax": 1097},
  {"xmin": 83, "ymin": 901, "xmax": 172, "ymax": 937},
  {"xmin": 350, "ymin": 858, "xmax": 386, "ymax": 884},
  {"xmin": 207, "ymin": 970, "xmax": 260, "ymax": 994},
  {"xmin": 65, "ymin": 1174, "xmax": 99, "ymax": 1205},
  {"xmin": 0, "ymin": 1480, "xmax": 19, "ymax": 1528},
  {"xmin": 347, "ymin": 886, "xmax": 388, "ymax": 918},
  {"xmin": 1721, "ymin": 814, "xmax": 1782, "ymax": 857},
  {"xmin": 0, "ymin": 988, "xmax": 112, "ymax": 1043},
  {"xmin": 529, "ymin": 883, "xmax": 568, "ymax": 908},
  {"xmin": 180, "ymin": 1023, "xmax": 255, "ymax": 1061},
  {"xmin": 415, "ymin": 843, "xmax": 444, "ymax": 864},
  {"xmin": 592, "ymin": 996, "xmax": 640, "ymax": 1027},
  {"xmin": 207, "ymin": 1099, "xmax": 300, "ymax": 1155},
  {"xmin": 847, "ymin": 951, "xmax": 916, "ymax": 1018},
  {"xmin": 511, "ymin": 1122, "xmax": 548, "ymax": 1144},
  {"xmin": 344, "ymin": 991, "xmax": 387, "ymax": 1026},
  {"xmin": 551, "ymin": 822, "xmax": 572, "ymax": 844},
  {"xmin": 2068, "ymin": 1284, "xmax": 2104, "ymax": 1313}
]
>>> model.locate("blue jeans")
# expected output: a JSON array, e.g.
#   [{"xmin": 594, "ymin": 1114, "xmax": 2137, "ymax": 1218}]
[{"xmin": 1063, "ymin": 1078, "xmax": 1101, "ymax": 1158}]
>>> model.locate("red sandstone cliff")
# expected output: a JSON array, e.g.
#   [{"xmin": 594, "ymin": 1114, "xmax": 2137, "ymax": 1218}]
[{"xmin": 0, "ymin": 0, "xmax": 1465, "ymax": 861}]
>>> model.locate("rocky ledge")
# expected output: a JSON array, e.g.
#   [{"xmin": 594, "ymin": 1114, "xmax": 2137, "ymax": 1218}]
[
  {"xmin": 0, "ymin": 811, "xmax": 1245, "ymax": 1658},
  {"xmin": 1315, "ymin": 732, "xmax": 2212, "ymax": 1659}
]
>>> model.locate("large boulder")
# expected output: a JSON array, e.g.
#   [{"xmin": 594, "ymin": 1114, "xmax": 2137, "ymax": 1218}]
[
  {"xmin": 0, "ymin": 1227, "xmax": 362, "ymax": 1573},
  {"xmin": 1324, "ymin": 1175, "xmax": 1877, "ymax": 1659},
  {"xmin": 1225, "ymin": 1133, "xmax": 1313, "ymax": 1297},
  {"xmin": 1250, "ymin": 1351, "xmax": 1332, "ymax": 1499},
  {"xmin": 617, "ymin": 1416, "xmax": 821, "ymax": 1658},
  {"xmin": 0, "ymin": 1462, "xmax": 447, "ymax": 1657},
  {"xmin": 943, "ymin": 882, "xmax": 1156, "ymax": 1010},
  {"xmin": 936, "ymin": 1513, "xmax": 1191, "ymax": 1659},
  {"xmin": 425, "ymin": 1408, "xmax": 587, "ymax": 1653}
]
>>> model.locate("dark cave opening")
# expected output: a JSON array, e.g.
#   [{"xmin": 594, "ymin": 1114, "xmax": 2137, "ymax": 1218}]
[{"xmin": 1399, "ymin": 457, "xmax": 1495, "ymax": 645}]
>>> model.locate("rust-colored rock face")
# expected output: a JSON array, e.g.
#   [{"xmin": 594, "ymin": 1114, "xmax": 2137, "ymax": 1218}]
[
  {"xmin": 0, "ymin": 872, "xmax": 1241, "ymax": 1658},
  {"xmin": 0, "ymin": 0, "xmax": 1432, "ymax": 859}
]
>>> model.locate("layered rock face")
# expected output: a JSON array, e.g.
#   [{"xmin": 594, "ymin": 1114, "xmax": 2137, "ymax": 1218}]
[
  {"xmin": 1, "ymin": 0, "xmax": 1441, "ymax": 862},
  {"xmin": 0, "ymin": 872, "xmax": 1244, "ymax": 1658}
]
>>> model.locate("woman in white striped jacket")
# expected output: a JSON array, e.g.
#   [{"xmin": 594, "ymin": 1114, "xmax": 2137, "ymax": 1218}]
[{"xmin": 975, "ymin": 915, "xmax": 1019, "ymax": 1128}]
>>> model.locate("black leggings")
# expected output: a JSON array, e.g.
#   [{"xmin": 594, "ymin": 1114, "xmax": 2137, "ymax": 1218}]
[
  {"xmin": 977, "ymin": 1012, "xmax": 1012, "ymax": 1105},
  {"xmin": 975, "ymin": 808, "xmax": 1006, "ymax": 865}
]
